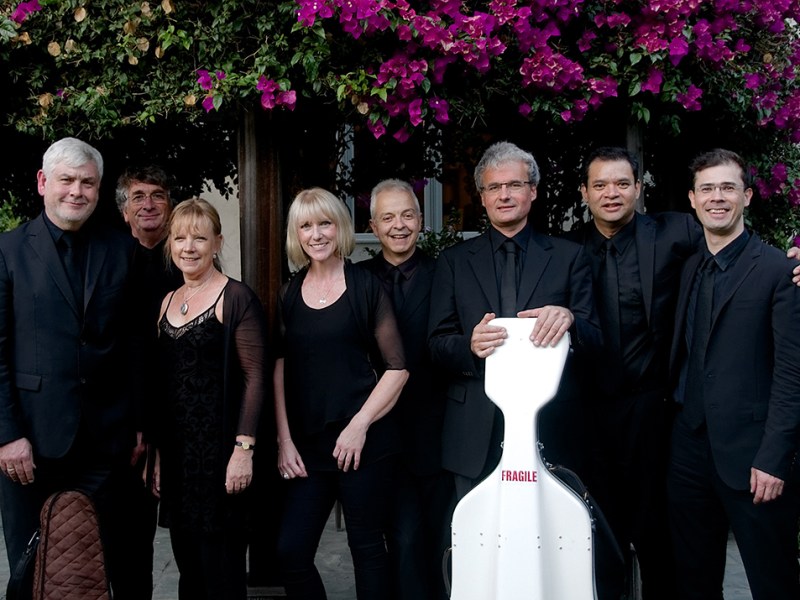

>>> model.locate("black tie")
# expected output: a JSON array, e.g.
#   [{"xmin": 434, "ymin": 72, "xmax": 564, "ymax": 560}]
[
  {"xmin": 390, "ymin": 266, "xmax": 405, "ymax": 310},
  {"xmin": 500, "ymin": 239, "xmax": 517, "ymax": 318},
  {"xmin": 601, "ymin": 239, "xmax": 621, "ymax": 355},
  {"xmin": 61, "ymin": 232, "xmax": 84, "ymax": 308},
  {"xmin": 684, "ymin": 257, "xmax": 716, "ymax": 429}
]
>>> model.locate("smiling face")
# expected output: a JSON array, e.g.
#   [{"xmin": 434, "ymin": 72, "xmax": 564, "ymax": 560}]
[
  {"xmin": 370, "ymin": 188, "xmax": 422, "ymax": 265},
  {"xmin": 169, "ymin": 215, "xmax": 222, "ymax": 280},
  {"xmin": 298, "ymin": 215, "xmax": 338, "ymax": 265},
  {"xmin": 689, "ymin": 162, "xmax": 752, "ymax": 248},
  {"xmin": 479, "ymin": 160, "xmax": 536, "ymax": 236},
  {"xmin": 122, "ymin": 180, "xmax": 171, "ymax": 247},
  {"xmin": 37, "ymin": 161, "xmax": 100, "ymax": 231},
  {"xmin": 581, "ymin": 158, "xmax": 640, "ymax": 237}
]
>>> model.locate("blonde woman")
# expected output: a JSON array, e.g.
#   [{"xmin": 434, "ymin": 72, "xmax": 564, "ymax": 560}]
[{"xmin": 274, "ymin": 188, "xmax": 408, "ymax": 599}]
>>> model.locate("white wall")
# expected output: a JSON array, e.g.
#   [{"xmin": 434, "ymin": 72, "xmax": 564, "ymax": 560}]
[{"xmin": 201, "ymin": 180, "xmax": 241, "ymax": 281}]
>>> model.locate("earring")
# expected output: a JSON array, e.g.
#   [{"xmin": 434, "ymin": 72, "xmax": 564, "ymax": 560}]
[{"xmin": 213, "ymin": 253, "xmax": 218, "ymax": 259}]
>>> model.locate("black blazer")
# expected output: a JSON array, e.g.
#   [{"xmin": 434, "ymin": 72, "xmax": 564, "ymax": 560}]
[
  {"xmin": 428, "ymin": 228, "xmax": 602, "ymax": 479},
  {"xmin": 0, "ymin": 214, "xmax": 138, "ymax": 459},
  {"xmin": 567, "ymin": 211, "xmax": 702, "ymax": 391},
  {"xmin": 362, "ymin": 250, "xmax": 446, "ymax": 475},
  {"xmin": 669, "ymin": 233, "xmax": 800, "ymax": 489}
]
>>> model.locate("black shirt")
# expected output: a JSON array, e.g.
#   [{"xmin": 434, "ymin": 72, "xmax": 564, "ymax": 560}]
[
  {"xmin": 588, "ymin": 219, "xmax": 659, "ymax": 394},
  {"xmin": 489, "ymin": 224, "xmax": 530, "ymax": 295},
  {"xmin": 675, "ymin": 229, "xmax": 751, "ymax": 404}
]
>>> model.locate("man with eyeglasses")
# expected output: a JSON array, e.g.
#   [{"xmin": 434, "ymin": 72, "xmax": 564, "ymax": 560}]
[
  {"xmin": 666, "ymin": 149, "xmax": 800, "ymax": 599},
  {"xmin": 114, "ymin": 165, "xmax": 183, "ymax": 599},
  {"xmin": 428, "ymin": 141, "xmax": 602, "ymax": 501}
]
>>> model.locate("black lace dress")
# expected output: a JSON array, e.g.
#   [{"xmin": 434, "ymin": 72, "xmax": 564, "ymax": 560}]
[{"xmin": 157, "ymin": 291, "xmax": 235, "ymax": 534}]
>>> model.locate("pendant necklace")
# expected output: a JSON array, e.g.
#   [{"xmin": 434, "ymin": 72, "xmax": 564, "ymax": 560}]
[
  {"xmin": 180, "ymin": 271, "xmax": 215, "ymax": 316},
  {"xmin": 315, "ymin": 274, "xmax": 342, "ymax": 304}
]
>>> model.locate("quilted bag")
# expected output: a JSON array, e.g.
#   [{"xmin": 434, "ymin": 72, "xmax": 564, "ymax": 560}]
[{"xmin": 32, "ymin": 490, "xmax": 111, "ymax": 600}]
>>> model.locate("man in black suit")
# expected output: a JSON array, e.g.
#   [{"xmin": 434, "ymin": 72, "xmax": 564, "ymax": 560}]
[
  {"xmin": 428, "ymin": 141, "xmax": 602, "ymax": 500},
  {"xmin": 362, "ymin": 179, "xmax": 451, "ymax": 600},
  {"xmin": 570, "ymin": 147, "xmax": 701, "ymax": 599},
  {"xmin": 0, "ymin": 138, "xmax": 139, "ymax": 593},
  {"xmin": 668, "ymin": 148, "xmax": 800, "ymax": 599},
  {"xmin": 114, "ymin": 165, "xmax": 183, "ymax": 599}
]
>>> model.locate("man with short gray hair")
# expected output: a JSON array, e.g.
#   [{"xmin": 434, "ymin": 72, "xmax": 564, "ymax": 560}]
[
  {"xmin": 428, "ymin": 141, "xmax": 602, "ymax": 498},
  {"xmin": 362, "ymin": 179, "xmax": 451, "ymax": 600}
]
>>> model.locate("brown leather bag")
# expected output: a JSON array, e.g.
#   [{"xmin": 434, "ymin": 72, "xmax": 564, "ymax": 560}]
[{"xmin": 32, "ymin": 490, "xmax": 111, "ymax": 600}]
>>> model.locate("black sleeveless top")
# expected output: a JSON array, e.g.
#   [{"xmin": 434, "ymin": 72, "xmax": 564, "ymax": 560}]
[{"xmin": 157, "ymin": 285, "xmax": 244, "ymax": 532}]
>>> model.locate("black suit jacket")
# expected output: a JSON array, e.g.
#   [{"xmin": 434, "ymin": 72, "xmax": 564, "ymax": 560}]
[
  {"xmin": 0, "ymin": 213, "xmax": 138, "ymax": 459},
  {"xmin": 428, "ymin": 227, "xmax": 602, "ymax": 479},
  {"xmin": 669, "ymin": 233, "xmax": 800, "ymax": 489},
  {"xmin": 362, "ymin": 250, "xmax": 446, "ymax": 476},
  {"xmin": 567, "ymin": 211, "xmax": 702, "ymax": 392}
]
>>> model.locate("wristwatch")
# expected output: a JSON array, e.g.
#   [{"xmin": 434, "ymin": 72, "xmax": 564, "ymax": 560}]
[{"xmin": 235, "ymin": 441, "xmax": 255, "ymax": 451}]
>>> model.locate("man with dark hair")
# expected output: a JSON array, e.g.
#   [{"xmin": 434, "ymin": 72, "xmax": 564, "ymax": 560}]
[
  {"xmin": 428, "ymin": 141, "xmax": 602, "ymax": 500},
  {"xmin": 115, "ymin": 165, "xmax": 183, "ymax": 599},
  {"xmin": 668, "ymin": 148, "xmax": 800, "ymax": 599},
  {"xmin": 570, "ymin": 146, "xmax": 700, "ymax": 599},
  {"xmin": 571, "ymin": 146, "xmax": 800, "ymax": 599},
  {"xmin": 362, "ymin": 179, "xmax": 451, "ymax": 600}
]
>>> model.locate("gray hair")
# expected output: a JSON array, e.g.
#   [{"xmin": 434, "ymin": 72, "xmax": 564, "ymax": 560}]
[
  {"xmin": 42, "ymin": 137, "xmax": 104, "ymax": 179},
  {"xmin": 369, "ymin": 179, "xmax": 420, "ymax": 219},
  {"xmin": 474, "ymin": 141, "xmax": 540, "ymax": 190}
]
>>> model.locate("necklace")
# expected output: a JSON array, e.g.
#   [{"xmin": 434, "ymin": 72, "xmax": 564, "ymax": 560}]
[
  {"xmin": 312, "ymin": 274, "xmax": 342, "ymax": 304},
  {"xmin": 180, "ymin": 271, "xmax": 215, "ymax": 316}
]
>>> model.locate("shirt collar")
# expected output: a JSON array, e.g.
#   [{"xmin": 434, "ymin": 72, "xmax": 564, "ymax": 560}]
[
  {"xmin": 490, "ymin": 223, "xmax": 530, "ymax": 253},
  {"xmin": 707, "ymin": 229, "xmax": 750, "ymax": 271}
]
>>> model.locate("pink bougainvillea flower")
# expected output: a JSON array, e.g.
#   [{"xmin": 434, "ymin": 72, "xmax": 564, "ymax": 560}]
[
  {"xmin": 202, "ymin": 95, "xmax": 215, "ymax": 113},
  {"xmin": 367, "ymin": 118, "xmax": 387, "ymax": 139},
  {"xmin": 196, "ymin": 70, "xmax": 214, "ymax": 91},
  {"xmin": 393, "ymin": 127, "xmax": 411, "ymax": 143},
  {"xmin": 518, "ymin": 103, "xmax": 532, "ymax": 117},
  {"xmin": 277, "ymin": 90, "xmax": 297, "ymax": 110},
  {"xmin": 676, "ymin": 85, "xmax": 703, "ymax": 111},
  {"xmin": 408, "ymin": 98, "xmax": 424, "ymax": 126},
  {"xmin": 429, "ymin": 97, "xmax": 449, "ymax": 124},
  {"xmin": 10, "ymin": 0, "xmax": 41, "ymax": 24},
  {"xmin": 668, "ymin": 36, "xmax": 690, "ymax": 66},
  {"xmin": 641, "ymin": 68, "xmax": 663, "ymax": 94}
]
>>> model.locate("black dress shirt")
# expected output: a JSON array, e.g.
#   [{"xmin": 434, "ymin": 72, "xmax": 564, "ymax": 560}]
[
  {"xmin": 675, "ymin": 229, "xmax": 751, "ymax": 404},
  {"xmin": 372, "ymin": 248, "xmax": 422, "ymax": 305},
  {"xmin": 489, "ymin": 224, "xmax": 530, "ymax": 296},
  {"xmin": 588, "ymin": 219, "xmax": 657, "ymax": 394}
]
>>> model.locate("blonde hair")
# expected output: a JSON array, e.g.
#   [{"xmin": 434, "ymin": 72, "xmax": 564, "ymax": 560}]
[
  {"xmin": 166, "ymin": 197, "xmax": 224, "ymax": 271},
  {"xmin": 285, "ymin": 188, "xmax": 355, "ymax": 271}
]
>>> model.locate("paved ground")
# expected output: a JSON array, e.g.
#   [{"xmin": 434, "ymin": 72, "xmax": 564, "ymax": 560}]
[{"xmin": 0, "ymin": 507, "xmax": 753, "ymax": 599}]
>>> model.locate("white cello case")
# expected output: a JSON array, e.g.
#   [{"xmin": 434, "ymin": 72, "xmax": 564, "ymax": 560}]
[{"xmin": 449, "ymin": 318, "xmax": 597, "ymax": 600}]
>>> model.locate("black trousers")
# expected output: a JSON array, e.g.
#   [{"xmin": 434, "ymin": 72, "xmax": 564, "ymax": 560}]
[
  {"xmin": 587, "ymin": 389, "xmax": 677, "ymax": 600},
  {"xmin": 385, "ymin": 463, "xmax": 453, "ymax": 600},
  {"xmin": 667, "ymin": 414, "xmax": 800, "ymax": 600},
  {"xmin": 169, "ymin": 524, "xmax": 248, "ymax": 600},
  {"xmin": 0, "ymin": 443, "xmax": 131, "ymax": 595},
  {"xmin": 277, "ymin": 457, "xmax": 394, "ymax": 600}
]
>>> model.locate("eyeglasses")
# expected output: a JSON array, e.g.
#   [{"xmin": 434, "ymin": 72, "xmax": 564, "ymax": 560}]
[
  {"xmin": 480, "ymin": 180, "xmax": 532, "ymax": 196},
  {"xmin": 694, "ymin": 183, "xmax": 745, "ymax": 197},
  {"xmin": 129, "ymin": 191, "xmax": 169, "ymax": 206}
]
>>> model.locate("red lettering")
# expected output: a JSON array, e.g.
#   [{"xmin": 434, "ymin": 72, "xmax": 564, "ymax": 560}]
[{"xmin": 500, "ymin": 469, "xmax": 538, "ymax": 483}]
